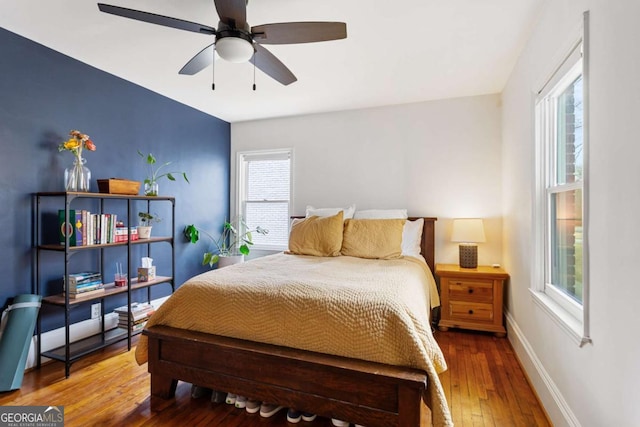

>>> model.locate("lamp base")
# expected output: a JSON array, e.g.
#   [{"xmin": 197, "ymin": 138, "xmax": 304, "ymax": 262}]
[{"xmin": 459, "ymin": 244, "xmax": 478, "ymax": 269}]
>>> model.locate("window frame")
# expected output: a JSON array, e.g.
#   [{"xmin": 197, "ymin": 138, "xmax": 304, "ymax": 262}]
[
  {"xmin": 236, "ymin": 148, "xmax": 293, "ymax": 252},
  {"xmin": 531, "ymin": 11, "xmax": 591, "ymax": 346}
]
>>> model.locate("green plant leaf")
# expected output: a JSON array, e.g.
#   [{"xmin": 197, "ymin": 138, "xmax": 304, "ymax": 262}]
[
  {"xmin": 203, "ymin": 252, "xmax": 213, "ymax": 266},
  {"xmin": 239, "ymin": 244, "xmax": 250, "ymax": 255},
  {"xmin": 166, "ymin": 173, "xmax": 176, "ymax": 181},
  {"xmin": 202, "ymin": 252, "xmax": 220, "ymax": 268},
  {"xmin": 183, "ymin": 225, "xmax": 199, "ymax": 244}
]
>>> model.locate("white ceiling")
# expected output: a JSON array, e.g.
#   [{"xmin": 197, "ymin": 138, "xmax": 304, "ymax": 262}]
[{"xmin": 0, "ymin": 0, "xmax": 542, "ymax": 123}]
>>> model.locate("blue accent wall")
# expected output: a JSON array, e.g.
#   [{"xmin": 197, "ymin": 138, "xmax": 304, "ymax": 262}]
[{"xmin": 0, "ymin": 28, "xmax": 230, "ymax": 331}]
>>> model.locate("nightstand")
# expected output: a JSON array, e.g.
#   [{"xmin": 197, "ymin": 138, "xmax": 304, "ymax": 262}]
[{"xmin": 435, "ymin": 264, "xmax": 509, "ymax": 337}]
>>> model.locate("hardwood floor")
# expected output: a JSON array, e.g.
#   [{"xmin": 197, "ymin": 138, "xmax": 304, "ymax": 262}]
[{"xmin": 0, "ymin": 330, "xmax": 550, "ymax": 426}]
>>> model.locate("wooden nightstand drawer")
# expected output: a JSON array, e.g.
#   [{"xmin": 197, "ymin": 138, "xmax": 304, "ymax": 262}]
[
  {"xmin": 449, "ymin": 301, "xmax": 494, "ymax": 322},
  {"xmin": 447, "ymin": 279, "xmax": 493, "ymax": 302}
]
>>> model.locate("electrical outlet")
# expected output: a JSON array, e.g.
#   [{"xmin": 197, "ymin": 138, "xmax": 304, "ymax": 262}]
[{"xmin": 91, "ymin": 303, "xmax": 101, "ymax": 319}]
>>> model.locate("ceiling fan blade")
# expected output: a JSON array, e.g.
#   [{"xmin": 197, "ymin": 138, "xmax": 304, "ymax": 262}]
[
  {"xmin": 213, "ymin": 0, "xmax": 247, "ymax": 28},
  {"xmin": 252, "ymin": 22, "xmax": 347, "ymax": 45},
  {"xmin": 98, "ymin": 3, "xmax": 216, "ymax": 35},
  {"xmin": 249, "ymin": 44, "xmax": 297, "ymax": 86},
  {"xmin": 179, "ymin": 43, "xmax": 215, "ymax": 75}
]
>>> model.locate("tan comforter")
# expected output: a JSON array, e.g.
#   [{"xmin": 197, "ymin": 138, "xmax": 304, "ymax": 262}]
[{"xmin": 135, "ymin": 253, "xmax": 453, "ymax": 426}]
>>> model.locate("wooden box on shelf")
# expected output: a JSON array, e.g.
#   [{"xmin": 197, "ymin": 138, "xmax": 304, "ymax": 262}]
[
  {"xmin": 435, "ymin": 263, "xmax": 509, "ymax": 337},
  {"xmin": 97, "ymin": 178, "xmax": 140, "ymax": 195}
]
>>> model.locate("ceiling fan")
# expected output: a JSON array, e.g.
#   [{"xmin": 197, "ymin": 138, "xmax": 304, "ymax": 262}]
[{"xmin": 97, "ymin": 0, "xmax": 347, "ymax": 86}]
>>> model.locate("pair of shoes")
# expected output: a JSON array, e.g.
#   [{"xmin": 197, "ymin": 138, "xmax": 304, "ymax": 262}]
[
  {"xmin": 211, "ymin": 390, "xmax": 226, "ymax": 403},
  {"xmin": 225, "ymin": 393, "xmax": 237, "ymax": 405},
  {"xmin": 235, "ymin": 396, "xmax": 247, "ymax": 409},
  {"xmin": 246, "ymin": 399, "xmax": 261, "ymax": 414},
  {"xmin": 287, "ymin": 409, "xmax": 317, "ymax": 423},
  {"xmin": 331, "ymin": 420, "xmax": 349, "ymax": 427},
  {"xmin": 287, "ymin": 409, "xmax": 301, "ymax": 423},
  {"xmin": 303, "ymin": 413, "xmax": 317, "ymax": 422},
  {"xmin": 190, "ymin": 385, "xmax": 209, "ymax": 399},
  {"xmin": 260, "ymin": 403, "xmax": 284, "ymax": 418}
]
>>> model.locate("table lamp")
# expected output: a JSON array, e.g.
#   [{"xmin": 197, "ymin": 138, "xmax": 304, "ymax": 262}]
[{"xmin": 451, "ymin": 218, "xmax": 486, "ymax": 268}]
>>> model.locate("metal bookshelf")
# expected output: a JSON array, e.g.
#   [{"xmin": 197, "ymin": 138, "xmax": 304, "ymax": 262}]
[{"xmin": 33, "ymin": 191, "xmax": 175, "ymax": 377}]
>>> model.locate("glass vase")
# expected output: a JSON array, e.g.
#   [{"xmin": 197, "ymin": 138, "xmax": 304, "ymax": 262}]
[
  {"xmin": 144, "ymin": 181, "xmax": 159, "ymax": 196},
  {"xmin": 64, "ymin": 156, "xmax": 91, "ymax": 192}
]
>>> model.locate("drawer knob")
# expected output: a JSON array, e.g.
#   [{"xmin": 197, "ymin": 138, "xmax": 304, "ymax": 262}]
[
  {"xmin": 468, "ymin": 288, "xmax": 474, "ymax": 294},
  {"xmin": 468, "ymin": 309, "xmax": 474, "ymax": 315}
]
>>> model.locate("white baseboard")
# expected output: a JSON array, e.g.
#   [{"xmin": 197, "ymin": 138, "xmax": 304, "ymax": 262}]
[
  {"xmin": 25, "ymin": 296, "xmax": 169, "ymax": 370},
  {"xmin": 505, "ymin": 309, "xmax": 581, "ymax": 427}
]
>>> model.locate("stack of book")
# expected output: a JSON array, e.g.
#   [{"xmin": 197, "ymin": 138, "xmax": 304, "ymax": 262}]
[
  {"xmin": 114, "ymin": 302, "xmax": 155, "ymax": 333},
  {"xmin": 64, "ymin": 271, "xmax": 104, "ymax": 299},
  {"xmin": 114, "ymin": 222, "xmax": 139, "ymax": 243},
  {"xmin": 59, "ymin": 210, "xmax": 137, "ymax": 246}
]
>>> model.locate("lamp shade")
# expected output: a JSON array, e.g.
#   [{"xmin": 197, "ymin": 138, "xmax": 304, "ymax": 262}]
[
  {"xmin": 216, "ymin": 37, "xmax": 254, "ymax": 63},
  {"xmin": 451, "ymin": 218, "xmax": 486, "ymax": 243}
]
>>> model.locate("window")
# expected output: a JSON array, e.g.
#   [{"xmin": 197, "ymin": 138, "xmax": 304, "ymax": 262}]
[
  {"xmin": 533, "ymin": 12, "xmax": 590, "ymax": 346},
  {"xmin": 237, "ymin": 149, "xmax": 292, "ymax": 251}
]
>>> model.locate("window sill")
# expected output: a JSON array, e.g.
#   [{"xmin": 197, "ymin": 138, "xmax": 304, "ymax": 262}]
[{"xmin": 529, "ymin": 289, "xmax": 591, "ymax": 347}]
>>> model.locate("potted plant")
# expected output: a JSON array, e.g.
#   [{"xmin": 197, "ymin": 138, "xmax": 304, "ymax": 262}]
[
  {"xmin": 138, "ymin": 150, "xmax": 189, "ymax": 196},
  {"xmin": 183, "ymin": 216, "xmax": 268, "ymax": 268},
  {"xmin": 138, "ymin": 212, "xmax": 161, "ymax": 239}
]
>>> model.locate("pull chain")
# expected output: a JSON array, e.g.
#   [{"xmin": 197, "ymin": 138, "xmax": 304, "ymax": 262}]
[
  {"xmin": 252, "ymin": 52, "xmax": 256, "ymax": 91},
  {"xmin": 211, "ymin": 45, "xmax": 216, "ymax": 91}
]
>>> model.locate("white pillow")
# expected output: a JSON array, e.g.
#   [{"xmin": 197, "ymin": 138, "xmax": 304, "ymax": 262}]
[
  {"xmin": 306, "ymin": 204, "xmax": 356, "ymax": 219},
  {"xmin": 401, "ymin": 218, "xmax": 424, "ymax": 258},
  {"xmin": 353, "ymin": 209, "xmax": 408, "ymax": 219}
]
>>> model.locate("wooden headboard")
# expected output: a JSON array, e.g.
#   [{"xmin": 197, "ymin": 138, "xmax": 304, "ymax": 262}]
[
  {"xmin": 290, "ymin": 216, "xmax": 437, "ymax": 273},
  {"xmin": 410, "ymin": 217, "xmax": 437, "ymax": 273}
]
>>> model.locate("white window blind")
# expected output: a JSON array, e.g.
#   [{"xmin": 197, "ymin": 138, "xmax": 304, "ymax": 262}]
[{"xmin": 237, "ymin": 149, "xmax": 292, "ymax": 250}]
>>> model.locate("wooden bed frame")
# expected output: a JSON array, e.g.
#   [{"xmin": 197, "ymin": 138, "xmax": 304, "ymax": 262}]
[{"xmin": 144, "ymin": 217, "xmax": 437, "ymax": 427}]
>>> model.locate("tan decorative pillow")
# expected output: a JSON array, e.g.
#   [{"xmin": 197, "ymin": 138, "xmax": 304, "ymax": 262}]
[
  {"xmin": 341, "ymin": 219, "xmax": 405, "ymax": 259},
  {"xmin": 287, "ymin": 211, "xmax": 344, "ymax": 257}
]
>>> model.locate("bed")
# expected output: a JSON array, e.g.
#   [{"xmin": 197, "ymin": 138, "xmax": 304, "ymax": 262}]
[{"xmin": 137, "ymin": 216, "xmax": 453, "ymax": 426}]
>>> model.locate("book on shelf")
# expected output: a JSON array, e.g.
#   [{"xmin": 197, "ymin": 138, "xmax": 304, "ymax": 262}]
[
  {"xmin": 119, "ymin": 320, "xmax": 147, "ymax": 333},
  {"xmin": 114, "ymin": 302, "xmax": 155, "ymax": 322},
  {"xmin": 65, "ymin": 271, "xmax": 102, "ymax": 285},
  {"xmin": 118, "ymin": 316, "xmax": 149, "ymax": 327},
  {"xmin": 58, "ymin": 210, "xmax": 94, "ymax": 247},
  {"xmin": 65, "ymin": 287, "xmax": 105, "ymax": 299},
  {"xmin": 118, "ymin": 309, "xmax": 155, "ymax": 323},
  {"xmin": 59, "ymin": 210, "xmax": 122, "ymax": 246},
  {"xmin": 66, "ymin": 270, "xmax": 101, "ymax": 279},
  {"xmin": 58, "ymin": 209, "xmax": 76, "ymax": 246},
  {"xmin": 114, "ymin": 224, "xmax": 139, "ymax": 243},
  {"xmin": 81, "ymin": 210, "xmax": 88, "ymax": 246},
  {"xmin": 69, "ymin": 282, "xmax": 103, "ymax": 293},
  {"xmin": 75, "ymin": 211, "xmax": 84, "ymax": 247},
  {"xmin": 63, "ymin": 272, "xmax": 103, "ymax": 293},
  {"xmin": 114, "ymin": 302, "xmax": 154, "ymax": 314}
]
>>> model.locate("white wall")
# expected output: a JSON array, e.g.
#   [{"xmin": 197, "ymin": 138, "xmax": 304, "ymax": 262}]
[
  {"xmin": 231, "ymin": 95, "xmax": 504, "ymax": 265},
  {"xmin": 502, "ymin": 0, "xmax": 640, "ymax": 426}
]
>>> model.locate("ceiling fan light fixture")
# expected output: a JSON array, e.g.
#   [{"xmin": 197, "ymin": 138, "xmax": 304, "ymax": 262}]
[{"xmin": 216, "ymin": 36, "xmax": 254, "ymax": 63}]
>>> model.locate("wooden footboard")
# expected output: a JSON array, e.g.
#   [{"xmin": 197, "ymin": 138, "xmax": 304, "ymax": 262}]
[{"xmin": 144, "ymin": 325, "xmax": 431, "ymax": 427}]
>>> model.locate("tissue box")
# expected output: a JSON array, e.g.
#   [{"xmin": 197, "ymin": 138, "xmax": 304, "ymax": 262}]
[{"xmin": 137, "ymin": 266, "xmax": 156, "ymax": 282}]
